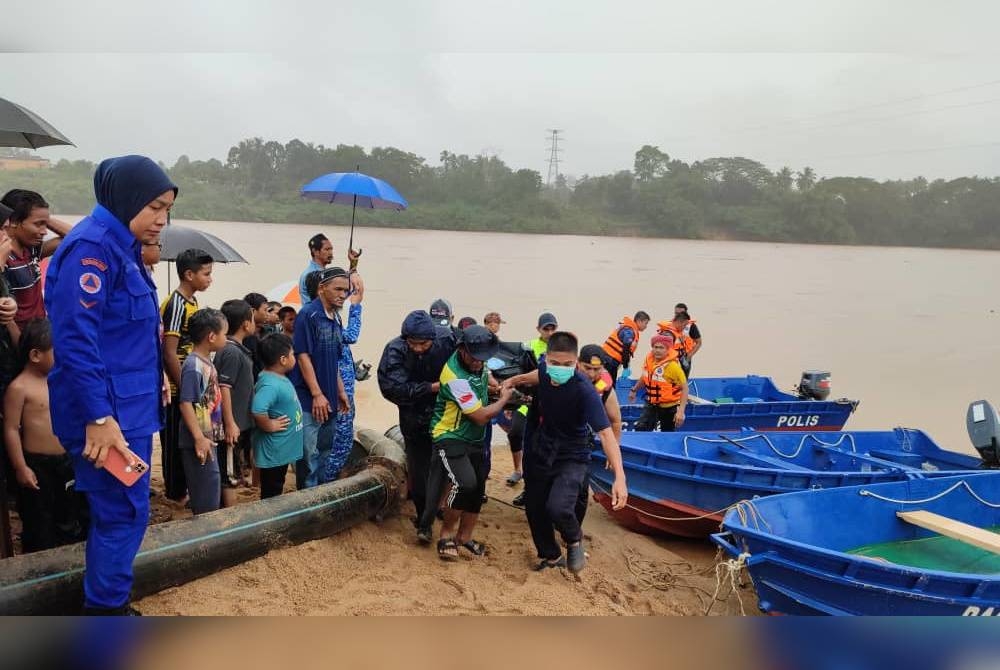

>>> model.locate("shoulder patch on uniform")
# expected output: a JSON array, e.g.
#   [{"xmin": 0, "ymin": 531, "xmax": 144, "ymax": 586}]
[
  {"xmin": 79, "ymin": 272, "xmax": 102, "ymax": 294},
  {"xmin": 81, "ymin": 257, "xmax": 108, "ymax": 271}
]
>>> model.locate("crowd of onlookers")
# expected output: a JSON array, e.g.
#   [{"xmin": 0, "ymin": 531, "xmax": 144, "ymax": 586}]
[
  {"xmin": 0, "ymin": 185, "xmax": 371, "ymax": 557},
  {"xmin": 0, "ymin": 179, "xmax": 701, "ymax": 595}
]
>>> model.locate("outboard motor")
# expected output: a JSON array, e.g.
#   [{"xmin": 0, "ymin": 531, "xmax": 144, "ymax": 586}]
[
  {"xmin": 796, "ymin": 370, "xmax": 832, "ymax": 401},
  {"xmin": 967, "ymin": 400, "xmax": 1000, "ymax": 469}
]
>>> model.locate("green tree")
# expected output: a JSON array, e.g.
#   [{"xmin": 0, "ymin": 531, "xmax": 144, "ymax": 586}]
[
  {"xmin": 633, "ymin": 145, "xmax": 670, "ymax": 183},
  {"xmin": 796, "ymin": 167, "xmax": 816, "ymax": 191}
]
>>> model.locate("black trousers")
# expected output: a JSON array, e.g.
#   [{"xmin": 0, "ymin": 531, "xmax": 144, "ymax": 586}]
[
  {"xmin": 160, "ymin": 400, "xmax": 187, "ymax": 500},
  {"xmin": 605, "ymin": 359, "xmax": 621, "ymax": 382},
  {"xmin": 17, "ymin": 452, "xmax": 88, "ymax": 553},
  {"xmin": 508, "ymin": 410, "xmax": 526, "ymax": 454},
  {"xmin": 259, "ymin": 465, "xmax": 288, "ymax": 499},
  {"xmin": 635, "ymin": 404, "xmax": 679, "ymax": 432},
  {"xmin": 524, "ymin": 454, "xmax": 590, "ymax": 560},
  {"xmin": 401, "ymin": 417, "xmax": 433, "ymax": 521}
]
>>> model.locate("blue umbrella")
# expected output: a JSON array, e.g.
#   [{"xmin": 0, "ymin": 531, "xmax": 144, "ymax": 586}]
[{"xmin": 300, "ymin": 170, "xmax": 408, "ymax": 252}]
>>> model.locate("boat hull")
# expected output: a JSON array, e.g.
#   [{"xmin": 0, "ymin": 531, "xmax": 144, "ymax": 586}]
[
  {"xmin": 590, "ymin": 488, "xmax": 722, "ymax": 538},
  {"xmin": 590, "ymin": 429, "xmax": 983, "ymax": 540},
  {"xmin": 714, "ymin": 474, "xmax": 1000, "ymax": 616}
]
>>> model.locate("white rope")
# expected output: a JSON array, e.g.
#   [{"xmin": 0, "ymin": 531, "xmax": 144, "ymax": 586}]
[
  {"xmin": 898, "ymin": 427, "xmax": 914, "ymax": 453},
  {"xmin": 682, "ymin": 433, "xmax": 780, "ymax": 458},
  {"xmin": 707, "ymin": 550, "xmax": 748, "ymax": 616},
  {"xmin": 732, "ymin": 499, "xmax": 772, "ymax": 532},
  {"xmin": 589, "ymin": 479, "xmax": 736, "ymax": 522},
  {"xmin": 800, "ymin": 432, "xmax": 857, "ymax": 454},
  {"xmin": 859, "ymin": 479, "xmax": 1000, "ymax": 508}
]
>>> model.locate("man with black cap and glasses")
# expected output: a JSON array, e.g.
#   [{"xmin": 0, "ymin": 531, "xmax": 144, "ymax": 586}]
[
  {"xmin": 288, "ymin": 266, "xmax": 352, "ymax": 489},
  {"xmin": 420, "ymin": 325, "xmax": 513, "ymax": 559}
]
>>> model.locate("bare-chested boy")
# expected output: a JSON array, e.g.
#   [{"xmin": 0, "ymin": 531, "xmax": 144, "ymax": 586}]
[{"xmin": 3, "ymin": 318, "xmax": 85, "ymax": 552}]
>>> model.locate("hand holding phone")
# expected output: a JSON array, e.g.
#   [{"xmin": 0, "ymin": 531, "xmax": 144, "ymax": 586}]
[{"xmin": 102, "ymin": 445, "xmax": 149, "ymax": 487}]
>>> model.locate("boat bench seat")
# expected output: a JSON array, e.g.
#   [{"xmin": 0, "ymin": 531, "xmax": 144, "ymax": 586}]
[
  {"xmin": 716, "ymin": 442, "xmax": 814, "ymax": 472},
  {"xmin": 868, "ymin": 450, "xmax": 926, "ymax": 467}
]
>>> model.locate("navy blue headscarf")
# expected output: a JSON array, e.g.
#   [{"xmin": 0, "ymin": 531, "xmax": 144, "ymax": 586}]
[{"xmin": 93, "ymin": 155, "xmax": 178, "ymax": 226}]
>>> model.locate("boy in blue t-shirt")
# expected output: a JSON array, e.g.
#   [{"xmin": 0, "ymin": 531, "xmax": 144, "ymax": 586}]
[{"xmin": 252, "ymin": 333, "xmax": 305, "ymax": 499}]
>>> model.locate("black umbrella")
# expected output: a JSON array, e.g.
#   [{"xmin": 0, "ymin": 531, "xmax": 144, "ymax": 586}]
[
  {"xmin": 0, "ymin": 97, "xmax": 74, "ymax": 149},
  {"xmin": 160, "ymin": 223, "xmax": 248, "ymax": 292},
  {"xmin": 161, "ymin": 224, "xmax": 248, "ymax": 264}
]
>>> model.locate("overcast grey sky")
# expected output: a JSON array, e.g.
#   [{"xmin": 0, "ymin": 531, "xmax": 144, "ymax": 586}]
[{"xmin": 3, "ymin": 0, "xmax": 999, "ymax": 181}]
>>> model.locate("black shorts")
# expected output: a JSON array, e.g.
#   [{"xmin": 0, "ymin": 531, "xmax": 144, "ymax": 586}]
[{"xmin": 435, "ymin": 439, "xmax": 487, "ymax": 515}]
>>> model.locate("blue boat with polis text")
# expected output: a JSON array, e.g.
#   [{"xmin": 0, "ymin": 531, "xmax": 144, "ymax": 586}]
[{"xmin": 616, "ymin": 371, "xmax": 859, "ymax": 433}]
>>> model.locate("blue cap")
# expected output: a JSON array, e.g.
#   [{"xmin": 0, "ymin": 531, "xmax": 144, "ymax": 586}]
[{"xmin": 401, "ymin": 310, "xmax": 436, "ymax": 340}]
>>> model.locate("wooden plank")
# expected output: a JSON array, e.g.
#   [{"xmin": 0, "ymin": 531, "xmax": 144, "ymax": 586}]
[{"xmin": 896, "ymin": 510, "xmax": 1000, "ymax": 555}]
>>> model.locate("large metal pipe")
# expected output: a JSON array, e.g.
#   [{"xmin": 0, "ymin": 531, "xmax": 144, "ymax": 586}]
[{"xmin": 0, "ymin": 427, "xmax": 406, "ymax": 615}]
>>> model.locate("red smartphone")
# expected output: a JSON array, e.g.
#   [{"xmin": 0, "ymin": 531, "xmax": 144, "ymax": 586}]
[{"xmin": 102, "ymin": 446, "xmax": 149, "ymax": 487}]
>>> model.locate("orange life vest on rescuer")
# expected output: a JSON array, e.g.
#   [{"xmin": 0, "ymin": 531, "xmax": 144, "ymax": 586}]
[
  {"xmin": 642, "ymin": 351, "xmax": 682, "ymax": 406},
  {"xmin": 656, "ymin": 320, "xmax": 696, "ymax": 356},
  {"xmin": 593, "ymin": 369, "xmax": 615, "ymax": 403},
  {"xmin": 602, "ymin": 316, "xmax": 640, "ymax": 364}
]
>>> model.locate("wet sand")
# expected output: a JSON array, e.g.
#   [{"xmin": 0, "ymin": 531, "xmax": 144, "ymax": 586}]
[{"xmin": 138, "ymin": 441, "xmax": 748, "ymax": 616}]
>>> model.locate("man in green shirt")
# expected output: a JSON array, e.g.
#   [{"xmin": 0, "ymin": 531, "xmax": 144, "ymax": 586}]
[{"xmin": 422, "ymin": 326, "xmax": 512, "ymax": 559}]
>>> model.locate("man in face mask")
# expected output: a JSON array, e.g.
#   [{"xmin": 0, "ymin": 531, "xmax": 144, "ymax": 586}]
[
  {"xmin": 45, "ymin": 154, "xmax": 176, "ymax": 614},
  {"xmin": 504, "ymin": 331, "xmax": 627, "ymax": 574}
]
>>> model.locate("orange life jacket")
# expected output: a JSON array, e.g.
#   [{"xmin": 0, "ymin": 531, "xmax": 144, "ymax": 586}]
[
  {"xmin": 602, "ymin": 316, "xmax": 640, "ymax": 364},
  {"xmin": 642, "ymin": 351, "xmax": 683, "ymax": 406},
  {"xmin": 657, "ymin": 320, "xmax": 696, "ymax": 356},
  {"xmin": 593, "ymin": 369, "xmax": 615, "ymax": 403}
]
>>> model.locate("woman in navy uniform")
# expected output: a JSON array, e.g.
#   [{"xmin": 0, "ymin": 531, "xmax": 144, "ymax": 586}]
[{"xmin": 45, "ymin": 155, "xmax": 176, "ymax": 615}]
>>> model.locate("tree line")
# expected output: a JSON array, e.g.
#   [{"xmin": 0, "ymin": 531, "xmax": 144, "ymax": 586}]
[{"xmin": 6, "ymin": 139, "xmax": 1000, "ymax": 249}]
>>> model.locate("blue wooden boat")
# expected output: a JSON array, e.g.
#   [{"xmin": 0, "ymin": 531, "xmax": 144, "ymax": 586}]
[
  {"xmin": 589, "ymin": 428, "xmax": 982, "ymax": 538},
  {"xmin": 616, "ymin": 375, "xmax": 859, "ymax": 432},
  {"xmin": 713, "ymin": 472, "xmax": 1000, "ymax": 615}
]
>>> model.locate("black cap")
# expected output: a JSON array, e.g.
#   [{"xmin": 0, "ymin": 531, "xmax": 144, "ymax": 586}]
[
  {"xmin": 429, "ymin": 298, "xmax": 453, "ymax": 326},
  {"xmin": 318, "ymin": 266, "xmax": 349, "ymax": 285},
  {"xmin": 579, "ymin": 344, "xmax": 608, "ymax": 367},
  {"xmin": 537, "ymin": 312, "xmax": 558, "ymax": 328},
  {"xmin": 0, "ymin": 201, "xmax": 11, "ymax": 224},
  {"xmin": 460, "ymin": 325, "xmax": 500, "ymax": 361}
]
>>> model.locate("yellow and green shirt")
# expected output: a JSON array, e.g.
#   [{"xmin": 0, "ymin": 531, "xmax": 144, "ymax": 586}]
[
  {"xmin": 431, "ymin": 351, "xmax": 489, "ymax": 444},
  {"xmin": 161, "ymin": 290, "xmax": 198, "ymax": 396}
]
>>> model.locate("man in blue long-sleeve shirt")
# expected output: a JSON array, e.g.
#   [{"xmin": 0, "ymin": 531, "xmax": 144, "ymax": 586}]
[{"xmin": 45, "ymin": 155, "xmax": 175, "ymax": 615}]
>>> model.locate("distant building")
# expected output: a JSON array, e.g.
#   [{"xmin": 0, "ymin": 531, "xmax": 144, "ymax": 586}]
[{"xmin": 0, "ymin": 156, "xmax": 50, "ymax": 171}]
